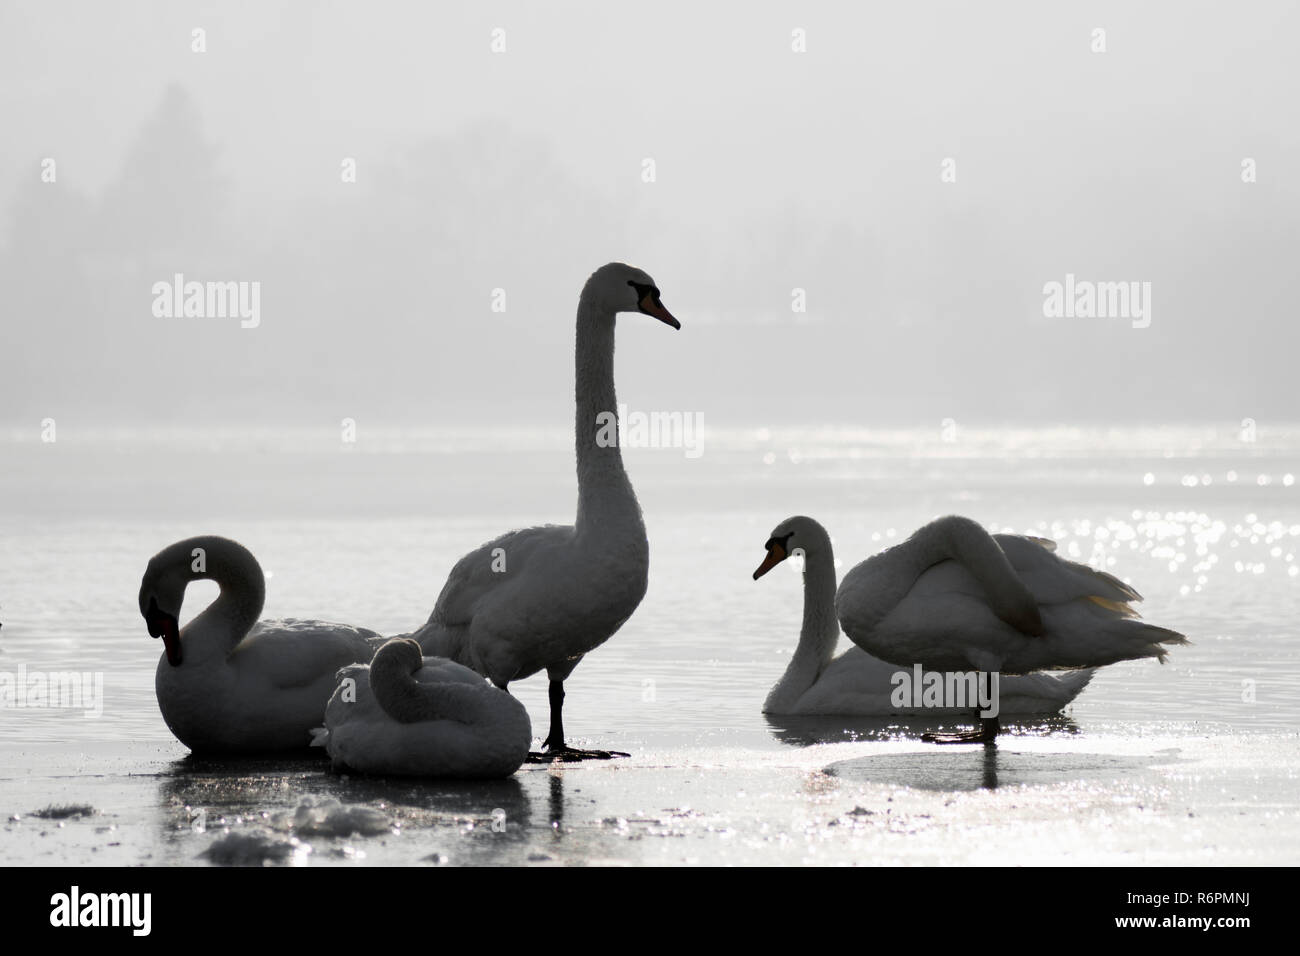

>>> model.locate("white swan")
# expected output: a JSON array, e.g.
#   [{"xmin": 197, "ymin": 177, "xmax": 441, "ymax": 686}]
[
  {"xmin": 314, "ymin": 638, "xmax": 531, "ymax": 778},
  {"xmin": 139, "ymin": 535, "xmax": 381, "ymax": 754},
  {"xmin": 409, "ymin": 263, "xmax": 680, "ymax": 760},
  {"xmin": 754, "ymin": 516, "xmax": 1094, "ymax": 716},
  {"xmin": 810, "ymin": 514, "xmax": 1186, "ymax": 742}
]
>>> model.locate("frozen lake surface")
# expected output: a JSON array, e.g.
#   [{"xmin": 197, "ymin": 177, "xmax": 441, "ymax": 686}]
[
  {"xmin": 1, "ymin": 424, "xmax": 1298, "ymax": 865},
  {"xmin": 2, "ymin": 733, "xmax": 1297, "ymax": 866}
]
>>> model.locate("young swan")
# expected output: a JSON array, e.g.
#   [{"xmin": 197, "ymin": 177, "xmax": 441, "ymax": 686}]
[
  {"xmin": 139, "ymin": 535, "xmax": 381, "ymax": 754},
  {"xmin": 316, "ymin": 638, "xmax": 531, "ymax": 779},
  {"xmin": 754, "ymin": 516, "xmax": 1094, "ymax": 717}
]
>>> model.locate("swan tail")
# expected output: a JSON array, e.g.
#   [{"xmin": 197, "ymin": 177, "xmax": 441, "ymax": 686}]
[
  {"xmin": 1136, "ymin": 623, "xmax": 1189, "ymax": 663},
  {"xmin": 1031, "ymin": 602, "xmax": 1187, "ymax": 669},
  {"xmin": 309, "ymin": 726, "xmax": 329, "ymax": 748},
  {"xmin": 1088, "ymin": 617, "xmax": 1186, "ymax": 666}
]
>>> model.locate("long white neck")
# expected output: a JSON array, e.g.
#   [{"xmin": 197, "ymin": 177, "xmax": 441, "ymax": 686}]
[
  {"xmin": 766, "ymin": 543, "xmax": 840, "ymax": 711},
  {"xmin": 371, "ymin": 647, "xmax": 436, "ymax": 723},
  {"xmin": 184, "ymin": 537, "xmax": 265, "ymax": 662},
  {"xmin": 573, "ymin": 293, "xmax": 644, "ymax": 539}
]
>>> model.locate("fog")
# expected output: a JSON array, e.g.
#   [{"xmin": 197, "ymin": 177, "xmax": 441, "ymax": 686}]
[{"xmin": 3, "ymin": 1, "xmax": 1297, "ymax": 429}]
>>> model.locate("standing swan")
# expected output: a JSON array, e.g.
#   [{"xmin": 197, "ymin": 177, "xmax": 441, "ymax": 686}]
[
  {"xmin": 411, "ymin": 263, "xmax": 680, "ymax": 760},
  {"xmin": 753, "ymin": 516, "xmax": 1094, "ymax": 716},
  {"xmin": 315, "ymin": 638, "xmax": 531, "ymax": 778},
  {"xmin": 758, "ymin": 515, "xmax": 1184, "ymax": 742},
  {"xmin": 139, "ymin": 535, "xmax": 380, "ymax": 753}
]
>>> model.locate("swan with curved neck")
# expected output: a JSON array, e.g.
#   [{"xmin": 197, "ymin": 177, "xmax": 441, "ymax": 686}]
[
  {"xmin": 139, "ymin": 535, "xmax": 380, "ymax": 753},
  {"xmin": 410, "ymin": 263, "xmax": 680, "ymax": 760},
  {"xmin": 755, "ymin": 516, "xmax": 1094, "ymax": 716},
  {"xmin": 756, "ymin": 515, "xmax": 1184, "ymax": 741},
  {"xmin": 315, "ymin": 638, "xmax": 532, "ymax": 778}
]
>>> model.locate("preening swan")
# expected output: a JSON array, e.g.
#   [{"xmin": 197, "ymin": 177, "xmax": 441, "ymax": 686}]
[
  {"xmin": 754, "ymin": 516, "xmax": 1094, "ymax": 716},
  {"xmin": 314, "ymin": 638, "xmax": 531, "ymax": 778},
  {"xmin": 410, "ymin": 263, "xmax": 680, "ymax": 760},
  {"xmin": 817, "ymin": 515, "xmax": 1185, "ymax": 742},
  {"xmin": 139, "ymin": 535, "xmax": 380, "ymax": 754}
]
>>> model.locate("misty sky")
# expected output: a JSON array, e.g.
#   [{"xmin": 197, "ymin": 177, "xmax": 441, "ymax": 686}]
[{"xmin": 3, "ymin": 1, "xmax": 1298, "ymax": 429}]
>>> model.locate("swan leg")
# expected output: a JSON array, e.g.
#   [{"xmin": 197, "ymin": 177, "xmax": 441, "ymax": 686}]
[
  {"xmin": 922, "ymin": 712, "xmax": 1000, "ymax": 745},
  {"xmin": 524, "ymin": 679, "xmax": 630, "ymax": 762},
  {"xmin": 543, "ymin": 678, "xmax": 567, "ymax": 750}
]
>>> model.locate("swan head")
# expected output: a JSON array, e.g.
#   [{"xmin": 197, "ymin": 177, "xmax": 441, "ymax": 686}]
[
  {"xmin": 138, "ymin": 535, "xmax": 228, "ymax": 667},
  {"xmin": 753, "ymin": 515, "xmax": 831, "ymax": 580},
  {"xmin": 369, "ymin": 638, "xmax": 436, "ymax": 724},
  {"xmin": 138, "ymin": 559, "xmax": 185, "ymax": 666},
  {"xmin": 137, "ymin": 535, "xmax": 264, "ymax": 667},
  {"xmin": 583, "ymin": 263, "xmax": 680, "ymax": 329},
  {"xmin": 372, "ymin": 637, "xmax": 424, "ymax": 676}
]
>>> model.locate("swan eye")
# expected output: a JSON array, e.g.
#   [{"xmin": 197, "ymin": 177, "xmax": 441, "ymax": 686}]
[
  {"xmin": 764, "ymin": 532, "xmax": 794, "ymax": 552},
  {"xmin": 628, "ymin": 280, "xmax": 660, "ymax": 303}
]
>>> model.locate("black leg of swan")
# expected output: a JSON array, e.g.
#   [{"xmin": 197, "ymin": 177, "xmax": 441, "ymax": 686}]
[
  {"xmin": 921, "ymin": 672, "xmax": 1000, "ymax": 745},
  {"xmin": 921, "ymin": 712, "xmax": 1000, "ymax": 745},
  {"xmin": 525, "ymin": 679, "xmax": 630, "ymax": 763}
]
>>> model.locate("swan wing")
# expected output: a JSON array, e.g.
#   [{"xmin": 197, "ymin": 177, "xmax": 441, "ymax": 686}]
[
  {"xmin": 993, "ymin": 534, "xmax": 1141, "ymax": 604},
  {"xmin": 883, "ymin": 534, "xmax": 1141, "ymax": 631},
  {"xmin": 874, "ymin": 558, "xmax": 1183, "ymax": 672},
  {"xmin": 838, "ymin": 523, "xmax": 1183, "ymax": 674},
  {"xmin": 418, "ymin": 525, "xmax": 590, "ymax": 681},
  {"xmin": 232, "ymin": 619, "xmax": 378, "ymax": 690},
  {"xmin": 429, "ymin": 525, "xmax": 572, "ymax": 628}
]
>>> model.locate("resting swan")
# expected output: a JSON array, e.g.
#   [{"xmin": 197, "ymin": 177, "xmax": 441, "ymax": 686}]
[
  {"xmin": 409, "ymin": 263, "xmax": 680, "ymax": 760},
  {"xmin": 804, "ymin": 514, "xmax": 1186, "ymax": 743},
  {"xmin": 754, "ymin": 516, "xmax": 1094, "ymax": 716},
  {"xmin": 139, "ymin": 535, "xmax": 381, "ymax": 753},
  {"xmin": 314, "ymin": 638, "xmax": 531, "ymax": 778}
]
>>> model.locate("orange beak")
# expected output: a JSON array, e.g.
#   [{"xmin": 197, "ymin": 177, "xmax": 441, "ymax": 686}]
[
  {"xmin": 752, "ymin": 543, "xmax": 787, "ymax": 580},
  {"xmin": 639, "ymin": 294, "xmax": 681, "ymax": 330}
]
